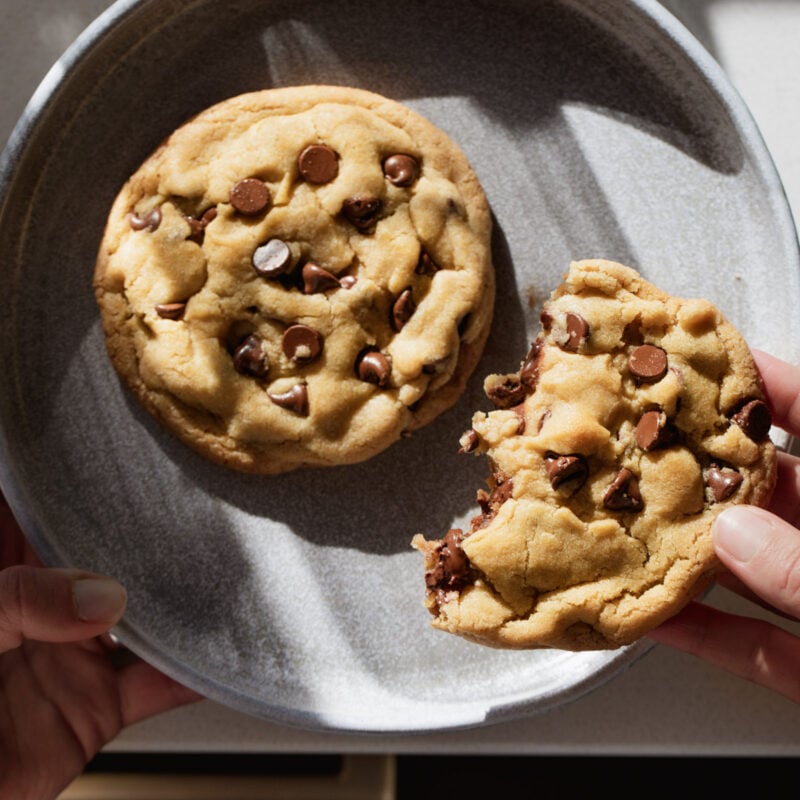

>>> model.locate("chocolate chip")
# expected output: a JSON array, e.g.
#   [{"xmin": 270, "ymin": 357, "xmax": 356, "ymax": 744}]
[
  {"xmin": 233, "ymin": 334, "xmax": 269, "ymax": 378},
  {"xmin": 520, "ymin": 339, "xmax": 544, "ymax": 390},
  {"xmin": 185, "ymin": 217, "xmax": 204, "ymax": 242},
  {"xmin": 537, "ymin": 408, "xmax": 552, "ymax": 433},
  {"xmin": 230, "ymin": 178, "xmax": 271, "ymax": 215},
  {"xmin": 469, "ymin": 498, "xmax": 493, "ymax": 531},
  {"xmin": 129, "ymin": 207, "xmax": 161, "ymax": 232},
  {"xmin": 185, "ymin": 207, "xmax": 217, "ymax": 243},
  {"xmin": 487, "ymin": 474, "xmax": 513, "ymax": 509},
  {"xmin": 426, "ymin": 528, "xmax": 472, "ymax": 593},
  {"xmin": 470, "ymin": 474, "xmax": 513, "ymax": 529},
  {"xmin": 512, "ymin": 403, "xmax": 526, "ymax": 435},
  {"xmin": 563, "ymin": 312, "xmax": 589, "ymax": 352},
  {"xmin": 252, "ymin": 238, "xmax": 292, "ymax": 278},
  {"xmin": 603, "ymin": 468, "xmax": 643, "ymax": 511},
  {"xmin": 356, "ymin": 348, "xmax": 391, "ymax": 387},
  {"xmin": 282, "ymin": 324, "xmax": 323, "ymax": 364},
  {"xmin": 707, "ymin": 464, "xmax": 744, "ymax": 502},
  {"xmin": 458, "ymin": 428, "xmax": 479, "ymax": 454},
  {"xmin": 416, "ymin": 249, "xmax": 440, "ymax": 275},
  {"xmin": 268, "ymin": 383, "xmax": 309, "ymax": 416},
  {"xmin": 342, "ymin": 196, "xmax": 382, "ymax": 231},
  {"xmin": 422, "ymin": 357, "xmax": 448, "ymax": 376},
  {"xmin": 544, "ymin": 452, "xmax": 588, "ymax": 492},
  {"xmin": 629, "ymin": 344, "xmax": 668, "ymax": 383},
  {"xmin": 383, "ymin": 154, "xmax": 420, "ymax": 186},
  {"xmin": 154, "ymin": 302, "xmax": 186, "ymax": 320},
  {"xmin": 302, "ymin": 262, "xmax": 341, "ymax": 294},
  {"xmin": 634, "ymin": 409, "xmax": 675, "ymax": 450},
  {"xmin": 298, "ymin": 144, "xmax": 339, "ymax": 184},
  {"xmin": 731, "ymin": 398, "xmax": 772, "ymax": 442},
  {"xmin": 486, "ymin": 376, "xmax": 527, "ymax": 409},
  {"xmin": 339, "ymin": 275, "xmax": 358, "ymax": 290},
  {"xmin": 542, "ymin": 309, "xmax": 588, "ymax": 351},
  {"xmin": 391, "ymin": 288, "xmax": 416, "ymax": 331}
]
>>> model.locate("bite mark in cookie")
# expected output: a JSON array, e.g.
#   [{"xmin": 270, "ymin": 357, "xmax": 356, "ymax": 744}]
[{"xmin": 413, "ymin": 260, "xmax": 777, "ymax": 650}]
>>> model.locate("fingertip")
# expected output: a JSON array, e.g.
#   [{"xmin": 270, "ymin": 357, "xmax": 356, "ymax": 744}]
[
  {"xmin": 712, "ymin": 506, "xmax": 773, "ymax": 564},
  {"xmin": 751, "ymin": 348, "xmax": 781, "ymax": 379},
  {"xmin": 73, "ymin": 576, "xmax": 127, "ymax": 623},
  {"xmin": 713, "ymin": 505, "xmax": 800, "ymax": 620},
  {"xmin": 0, "ymin": 566, "xmax": 127, "ymax": 649}
]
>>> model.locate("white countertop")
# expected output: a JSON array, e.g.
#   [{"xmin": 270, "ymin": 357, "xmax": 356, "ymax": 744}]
[{"xmin": 2, "ymin": 0, "xmax": 799, "ymax": 756}]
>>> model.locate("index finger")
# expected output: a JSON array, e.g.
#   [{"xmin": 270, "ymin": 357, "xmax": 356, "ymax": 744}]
[{"xmin": 752, "ymin": 350, "xmax": 800, "ymax": 438}]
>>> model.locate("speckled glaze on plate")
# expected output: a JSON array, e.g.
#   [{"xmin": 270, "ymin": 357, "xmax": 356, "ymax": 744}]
[{"xmin": 0, "ymin": 0, "xmax": 798, "ymax": 733}]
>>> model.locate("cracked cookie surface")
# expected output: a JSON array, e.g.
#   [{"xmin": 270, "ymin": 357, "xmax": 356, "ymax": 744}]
[
  {"xmin": 413, "ymin": 260, "xmax": 776, "ymax": 650},
  {"xmin": 94, "ymin": 86, "xmax": 494, "ymax": 473}
]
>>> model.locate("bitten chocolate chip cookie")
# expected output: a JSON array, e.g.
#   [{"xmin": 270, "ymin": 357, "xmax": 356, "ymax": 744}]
[
  {"xmin": 413, "ymin": 260, "xmax": 777, "ymax": 650},
  {"xmin": 94, "ymin": 86, "xmax": 494, "ymax": 473}
]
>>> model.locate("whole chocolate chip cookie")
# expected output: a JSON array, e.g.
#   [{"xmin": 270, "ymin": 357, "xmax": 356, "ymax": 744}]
[
  {"xmin": 413, "ymin": 260, "xmax": 777, "ymax": 650},
  {"xmin": 94, "ymin": 86, "xmax": 494, "ymax": 473}
]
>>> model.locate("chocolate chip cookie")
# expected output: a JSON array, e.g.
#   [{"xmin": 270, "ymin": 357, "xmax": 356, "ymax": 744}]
[
  {"xmin": 94, "ymin": 86, "xmax": 494, "ymax": 473},
  {"xmin": 413, "ymin": 260, "xmax": 777, "ymax": 650}
]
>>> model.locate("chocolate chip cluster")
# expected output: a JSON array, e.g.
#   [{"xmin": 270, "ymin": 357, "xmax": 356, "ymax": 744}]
[{"xmin": 476, "ymin": 310, "xmax": 771, "ymax": 514}]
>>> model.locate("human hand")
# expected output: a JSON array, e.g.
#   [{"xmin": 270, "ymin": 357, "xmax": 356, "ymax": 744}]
[
  {"xmin": 0, "ymin": 495, "xmax": 201, "ymax": 800},
  {"xmin": 649, "ymin": 349, "xmax": 800, "ymax": 703}
]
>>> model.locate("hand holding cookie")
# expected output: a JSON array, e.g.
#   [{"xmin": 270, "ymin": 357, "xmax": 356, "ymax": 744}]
[{"xmin": 649, "ymin": 350, "xmax": 800, "ymax": 704}]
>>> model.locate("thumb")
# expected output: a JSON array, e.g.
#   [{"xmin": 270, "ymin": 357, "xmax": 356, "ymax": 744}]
[
  {"xmin": 0, "ymin": 565, "xmax": 127, "ymax": 653},
  {"xmin": 713, "ymin": 506, "xmax": 800, "ymax": 620}
]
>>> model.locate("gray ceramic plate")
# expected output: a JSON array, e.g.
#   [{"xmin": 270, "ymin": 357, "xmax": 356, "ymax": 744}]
[{"xmin": 1, "ymin": 0, "xmax": 798, "ymax": 733}]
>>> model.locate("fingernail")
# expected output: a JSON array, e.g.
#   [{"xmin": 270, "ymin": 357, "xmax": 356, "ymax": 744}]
[
  {"xmin": 73, "ymin": 578, "xmax": 127, "ymax": 622},
  {"xmin": 713, "ymin": 506, "xmax": 772, "ymax": 563}
]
